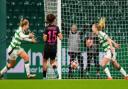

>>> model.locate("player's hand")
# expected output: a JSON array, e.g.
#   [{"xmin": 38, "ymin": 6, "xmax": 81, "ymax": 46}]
[
  {"xmin": 110, "ymin": 47, "xmax": 115, "ymax": 53},
  {"xmin": 29, "ymin": 32, "xmax": 35, "ymax": 38},
  {"xmin": 32, "ymin": 37, "xmax": 37, "ymax": 43},
  {"xmin": 114, "ymin": 43, "xmax": 120, "ymax": 49}
]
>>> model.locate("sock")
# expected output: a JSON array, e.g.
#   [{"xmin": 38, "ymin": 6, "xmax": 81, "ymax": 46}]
[
  {"xmin": 24, "ymin": 61, "xmax": 30, "ymax": 76},
  {"xmin": 120, "ymin": 67, "xmax": 127, "ymax": 77},
  {"xmin": 54, "ymin": 68, "xmax": 58, "ymax": 75},
  {"xmin": 68, "ymin": 66, "xmax": 72, "ymax": 77},
  {"xmin": 0, "ymin": 66, "xmax": 10, "ymax": 75},
  {"xmin": 104, "ymin": 67, "xmax": 112, "ymax": 78},
  {"xmin": 53, "ymin": 65, "xmax": 58, "ymax": 75},
  {"xmin": 43, "ymin": 71, "xmax": 47, "ymax": 78}
]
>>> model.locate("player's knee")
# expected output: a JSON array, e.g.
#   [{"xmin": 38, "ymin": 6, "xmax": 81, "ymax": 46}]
[
  {"xmin": 43, "ymin": 58, "xmax": 47, "ymax": 62},
  {"xmin": 8, "ymin": 63, "xmax": 15, "ymax": 68},
  {"xmin": 111, "ymin": 61, "xmax": 115, "ymax": 66},
  {"xmin": 50, "ymin": 61, "xmax": 53, "ymax": 65},
  {"xmin": 112, "ymin": 61, "xmax": 121, "ymax": 70},
  {"xmin": 23, "ymin": 55, "xmax": 29, "ymax": 61},
  {"xmin": 43, "ymin": 59, "xmax": 47, "ymax": 69},
  {"xmin": 11, "ymin": 64, "xmax": 15, "ymax": 68},
  {"xmin": 43, "ymin": 62, "xmax": 47, "ymax": 67},
  {"xmin": 43, "ymin": 66, "xmax": 47, "ymax": 71},
  {"xmin": 50, "ymin": 59, "xmax": 55, "ymax": 65},
  {"xmin": 26, "ymin": 55, "xmax": 29, "ymax": 60},
  {"xmin": 100, "ymin": 63, "xmax": 106, "ymax": 68},
  {"xmin": 114, "ymin": 65, "xmax": 121, "ymax": 70},
  {"xmin": 19, "ymin": 51, "xmax": 29, "ymax": 61}
]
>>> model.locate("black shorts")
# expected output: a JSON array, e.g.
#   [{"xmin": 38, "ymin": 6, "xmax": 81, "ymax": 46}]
[{"xmin": 43, "ymin": 45, "xmax": 57, "ymax": 60}]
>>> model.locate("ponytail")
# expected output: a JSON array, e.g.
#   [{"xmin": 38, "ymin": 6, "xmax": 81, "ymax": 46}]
[{"xmin": 97, "ymin": 17, "xmax": 106, "ymax": 31}]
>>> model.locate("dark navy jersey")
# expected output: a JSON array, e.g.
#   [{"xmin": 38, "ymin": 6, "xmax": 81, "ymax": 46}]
[{"xmin": 43, "ymin": 24, "xmax": 60, "ymax": 47}]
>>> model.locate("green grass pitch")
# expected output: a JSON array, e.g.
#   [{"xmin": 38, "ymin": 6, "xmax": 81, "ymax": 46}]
[{"xmin": 0, "ymin": 80, "xmax": 127, "ymax": 89}]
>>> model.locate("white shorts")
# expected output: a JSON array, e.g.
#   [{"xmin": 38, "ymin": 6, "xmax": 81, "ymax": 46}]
[
  {"xmin": 104, "ymin": 49, "xmax": 116, "ymax": 61},
  {"xmin": 7, "ymin": 46, "xmax": 24, "ymax": 60}
]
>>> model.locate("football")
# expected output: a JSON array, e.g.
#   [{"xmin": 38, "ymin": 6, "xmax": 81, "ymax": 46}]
[{"xmin": 71, "ymin": 60, "xmax": 79, "ymax": 69}]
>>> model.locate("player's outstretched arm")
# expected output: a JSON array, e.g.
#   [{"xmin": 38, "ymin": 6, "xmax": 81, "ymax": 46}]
[
  {"xmin": 19, "ymin": 31, "xmax": 36, "ymax": 43},
  {"xmin": 23, "ymin": 37, "xmax": 36, "ymax": 43},
  {"xmin": 31, "ymin": 37, "xmax": 37, "ymax": 43},
  {"xmin": 19, "ymin": 31, "xmax": 34, "ymax": 39},
  {"xmin": 110, "ymin": 39, "xmax": 120, "ymax": 48}
]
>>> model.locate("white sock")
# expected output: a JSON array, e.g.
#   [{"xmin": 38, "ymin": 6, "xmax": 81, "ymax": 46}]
[
  {"xmin": 120, "ymin": 67, "xmax": 127, "ymax": 77},
  {"xmin": 104, "ymin": 67, "xmax": 112, "ymax": 78},
  {"xmin": 0, "ymin": 66, "xmax": 8, "ymax": 75},
  {"xmin": 24, "ymin": 62, "xmax": 30, "ymax": 76}
]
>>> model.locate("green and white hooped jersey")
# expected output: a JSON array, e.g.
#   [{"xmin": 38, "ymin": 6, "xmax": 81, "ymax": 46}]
[
  {"xmin": 9, "ymin": 27, "xmax": 29, "ymax": 49},
  {"xmin": 98, "ymin": 31, "xmax": 110, "ymax": 51}
]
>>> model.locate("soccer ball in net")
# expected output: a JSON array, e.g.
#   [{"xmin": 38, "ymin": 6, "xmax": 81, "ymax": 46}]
[{"xmin": 71, "ymin": 60, "xmax": 79, "ymax": 69}]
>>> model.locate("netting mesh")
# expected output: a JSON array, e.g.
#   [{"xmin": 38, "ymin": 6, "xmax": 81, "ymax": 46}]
[
  {"xmin": 61, "ymin": 0, "xmax": 128, "ymax": 79},
  {"xmin": 44, "ymin": 0, "xmax": 57, "ymax": 21}
]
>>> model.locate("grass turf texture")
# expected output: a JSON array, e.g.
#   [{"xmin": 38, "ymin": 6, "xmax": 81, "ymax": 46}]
[{"xmin": 0, "ymin": 80, "xmax": 127, "ymax": 89}]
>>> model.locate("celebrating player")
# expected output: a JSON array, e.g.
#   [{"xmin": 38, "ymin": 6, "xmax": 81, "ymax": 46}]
[
  {"xmin": 0, "ymin": 18, "xmax": 36, "ymax": 79},
  {"xmin": 42, "ymin": 14, "xmax": 63, "ymax": 79},
  {"xmin": 92, "ymin": 17, "xmax": 128, "ymax": 80}
]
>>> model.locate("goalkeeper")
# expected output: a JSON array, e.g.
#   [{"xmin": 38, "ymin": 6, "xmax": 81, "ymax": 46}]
[{"xmin": 84, "ymin": 30, "xmax": 100, "ymax": 79}]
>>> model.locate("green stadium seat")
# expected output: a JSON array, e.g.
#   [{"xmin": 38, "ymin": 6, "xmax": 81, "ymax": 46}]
[{"xmin": 6, "ymin": 0, "xmax": 44, "ymax": 42}]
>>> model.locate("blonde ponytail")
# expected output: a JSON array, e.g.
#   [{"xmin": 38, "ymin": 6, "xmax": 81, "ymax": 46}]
[{"xmin": 98, "ymin": 17, "xmax": 106, "ymax": 31}]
